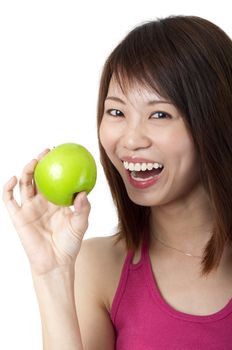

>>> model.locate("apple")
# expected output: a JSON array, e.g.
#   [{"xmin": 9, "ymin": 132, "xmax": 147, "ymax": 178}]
[{"xmin": 34, "ymin": 143, "xmax": 97, "ymax": 206}]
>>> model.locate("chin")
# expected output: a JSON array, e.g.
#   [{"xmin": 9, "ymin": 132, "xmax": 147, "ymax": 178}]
[{"xmin": 125, "ymin": 187, "xmax": 163, "ymax": 207}]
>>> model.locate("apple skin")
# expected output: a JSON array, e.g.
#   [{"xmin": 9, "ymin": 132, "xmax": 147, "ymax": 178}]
[{"xmin": 34, "ymin": 143, "xmax": 97, "ymax": 206}]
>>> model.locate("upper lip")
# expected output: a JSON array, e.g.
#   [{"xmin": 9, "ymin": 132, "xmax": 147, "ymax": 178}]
[{"xmin": 121, "ymin": 156, "xmax": 163, "ymax": 165}]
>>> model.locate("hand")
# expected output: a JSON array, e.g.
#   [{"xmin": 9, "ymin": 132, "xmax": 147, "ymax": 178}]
[{"xmin": 2, "ymin": 149, "xmax": 91, "ymax": 276}]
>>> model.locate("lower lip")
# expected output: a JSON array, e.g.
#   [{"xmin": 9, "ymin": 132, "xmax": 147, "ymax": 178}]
[{"xmin": 125, "ymin": 168, "xmax": 164, "ymax": 189}]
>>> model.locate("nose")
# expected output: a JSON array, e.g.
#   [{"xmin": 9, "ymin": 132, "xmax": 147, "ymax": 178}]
[{"xmin": 121, "ymin": 124, "xmax": 151, "ymax": 151}]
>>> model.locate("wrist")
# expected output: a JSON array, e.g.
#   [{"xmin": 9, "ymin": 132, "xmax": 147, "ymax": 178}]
[
  {"xmin": 31, "ymin": 265, "xmax": 83, "ymax": 350},
  {"xmin": 32, "ymin": 265, "xmax": 75, "ymax": 294}
]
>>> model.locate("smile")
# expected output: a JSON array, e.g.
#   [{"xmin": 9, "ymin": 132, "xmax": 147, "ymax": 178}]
[
  {"xmin": 123, "ymin": 161, "xmax": 164, "ymax": 171},
  {"xmin": 121, "ymin": 160, "xmax": 164, "ymax": 189}
]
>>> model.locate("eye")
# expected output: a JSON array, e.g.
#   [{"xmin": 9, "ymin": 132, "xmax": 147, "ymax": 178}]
[
  {"xmin": 150, "ymin": 111, "xmax": 171, "ymax": 119},
  {"xmin": 106, "ymin": 109, "xmax": 124, "ymax": 117}
]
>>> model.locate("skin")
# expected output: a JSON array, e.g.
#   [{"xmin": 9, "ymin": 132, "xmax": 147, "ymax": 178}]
[
  {"xmin": 100, "ymin": 77, "xmax": 213, "ymax": 254},
  {"xmin": 99, "ymin": 77, "xmax": 232, "ymax": 315},
  {"xmin": 3, "ymin": 77, "xmax": 232, "ymax": 348},
  {"xmin": 2, "ymin": 149, "xmax": 91, "ymax": 275}
]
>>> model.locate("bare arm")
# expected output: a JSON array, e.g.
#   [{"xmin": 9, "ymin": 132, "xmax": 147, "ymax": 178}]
[
  {"xmin": 2, "ymin": 152, "xmax": 90, "ymax": 349},
  {"xmin": 33, "ymin": 267, "xmax": 83, "ymax": 350},
  {"xmin": 3, "ymin": 152, "xmax": 116, "ymax": 349},
  {"xmin": 75, "ymin": 239, "xmax": 116, "ymax": 349}
]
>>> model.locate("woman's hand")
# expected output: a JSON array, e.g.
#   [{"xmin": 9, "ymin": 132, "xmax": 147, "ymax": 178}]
[{"xmin": 2, "ymin": 149, "xmax": 91, "ymax": 276}]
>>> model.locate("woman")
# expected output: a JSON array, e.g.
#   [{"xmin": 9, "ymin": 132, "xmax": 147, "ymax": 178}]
[{"xmin": 3, "ymin": 15, "xmax": 232, "ymax": 349}]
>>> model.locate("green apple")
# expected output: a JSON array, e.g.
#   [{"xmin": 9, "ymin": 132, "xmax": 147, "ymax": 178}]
[{"xmin": 34, "ymin": 143, "xmax": 97, "ymax": 206}]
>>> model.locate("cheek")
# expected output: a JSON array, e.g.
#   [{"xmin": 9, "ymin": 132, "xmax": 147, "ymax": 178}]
[
  {"xmin": 177, "ymin": 139, "xmax": 199, "ymax": 182},
  {"xmin": 99, "ymin": 121, "xmax": 123, "ymax": 173},
  {"xmin": 168, "ymin": 123, "xmax": 194, "ymax": 154},
  {"xmin": 166, "ymin": 128, "xmax": 198, "ymax": 170},
  {"xmin": 99, "ymin": 121, "xmax": 116, "ymax": 158}
]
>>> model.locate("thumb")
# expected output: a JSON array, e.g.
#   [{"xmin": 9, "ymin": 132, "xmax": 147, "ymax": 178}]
[
  {"xmin": 73, "ymin": 191, "xmax": 91, "ymax": 214},
  {"xmin": 69, "ymin": 192, "xmax": 91, "ymax": 241},
  {"xmin": 54, "ymin": 193, "xmax": 91, "ymax": 260}
]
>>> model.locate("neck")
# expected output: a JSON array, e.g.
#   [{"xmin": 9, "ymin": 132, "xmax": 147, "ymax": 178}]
[{"xmin": 150, "ymin": 187, "xmax": 213, "ymax": 256}]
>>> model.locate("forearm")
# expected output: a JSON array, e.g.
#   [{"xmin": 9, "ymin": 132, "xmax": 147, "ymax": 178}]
[{"xmin": 32, "ymin": 266, "xmax": 83, "ymax": 350}]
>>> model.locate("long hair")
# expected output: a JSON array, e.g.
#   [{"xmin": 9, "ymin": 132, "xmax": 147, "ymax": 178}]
[{"xmin": 97, "ymin": 15, "xmax": 232, "ymax": 275}]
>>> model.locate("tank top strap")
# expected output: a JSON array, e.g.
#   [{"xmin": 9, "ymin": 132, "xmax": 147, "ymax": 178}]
[
  {"xmin": 111, "ymin": 232, "xmax": 149, "ymax": 323},
  {"xmin": 110, "ymin": 247, "xmax": 134, "ymax": 323},
  {"xmin": 129, "ymin": 233, "xmax": 149, "ymax": 267}
]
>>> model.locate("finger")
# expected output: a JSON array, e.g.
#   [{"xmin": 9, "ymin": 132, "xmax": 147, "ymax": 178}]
[
  {"xmin": 19, "ymin": 159, "xmax": 38, "ymax": 203},
  {"xmin": 70, "ymin": 192, "xmax": 91, "ymax": 241},
  {"xmin": 58, "ymin": 193, "xmax": 91, "ymax": 258},
  {"xmin": 73, "ymin": 192, "xmax": 91, "ymax": 214},
  {"xmin": 37, "ymin": 148, "xmax": 50, "ymax": 161},
  {"xmin": 54, "ymin": 193, "xmax": 91, "ymax": 259},
  {"xmin": 2, "ymin": 176, "xmax": 20, "ymax": 215}
]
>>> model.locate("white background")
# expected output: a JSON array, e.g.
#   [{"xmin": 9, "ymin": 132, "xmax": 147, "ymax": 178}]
[{"xmin": 0, "ymin": 0, "xmax": 231, "ymax": 348}]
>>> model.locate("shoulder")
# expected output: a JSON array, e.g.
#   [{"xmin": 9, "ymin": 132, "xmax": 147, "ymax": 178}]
[
  {"xmin": 75, "ymin": 234, "xmax": 128, "ymax": 311},
  {"xmin": 77, "ymin": 234, "xmax": 127, "ymax": 271},
  {"xmin": 74, "ymin": 235, "xmax": 127, "ymax": 349}
]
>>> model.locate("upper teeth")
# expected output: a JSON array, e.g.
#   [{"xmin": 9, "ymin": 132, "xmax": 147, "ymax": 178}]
[{"xmin": 123, "ymin": 161, "xmax": 164, "ymax": 171}]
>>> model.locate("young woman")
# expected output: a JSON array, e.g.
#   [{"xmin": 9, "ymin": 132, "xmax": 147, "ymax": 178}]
[{"xmin": 3, "ymin": 15, "xmax": 232, "ymax": 349}]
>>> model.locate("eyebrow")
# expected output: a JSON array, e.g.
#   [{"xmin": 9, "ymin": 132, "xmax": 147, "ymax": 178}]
[{"xmin": 105, "ymin": 96, "xmax": 172, "ymax": 105}]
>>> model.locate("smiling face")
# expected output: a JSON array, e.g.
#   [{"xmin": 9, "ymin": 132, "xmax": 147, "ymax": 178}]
[{"xmin": 99, "ymin": 77, "xmax": 201, "ymax": 207}]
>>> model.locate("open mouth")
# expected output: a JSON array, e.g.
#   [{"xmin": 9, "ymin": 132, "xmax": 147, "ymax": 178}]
[{"xmin": 122, "ymin": 160, "xmax": 164, "ymax": 186}]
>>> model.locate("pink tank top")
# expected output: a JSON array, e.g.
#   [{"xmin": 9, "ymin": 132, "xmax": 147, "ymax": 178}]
[{"xmin": 110, "ymin": 240, "xmax": 232, "ymax": 349}]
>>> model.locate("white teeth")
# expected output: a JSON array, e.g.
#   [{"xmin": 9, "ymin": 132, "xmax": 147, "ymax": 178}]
[
  {"xmin": 124, "ymin": 162, "xmax": 129, "ymax": 170},
  {"xmin": 141, "ymin": 163, "xmax": 147, "ymax": 171},
  {"xmin": 123, "ymin": 161, "xmax": 164, "ymax": 171},
  {"xmin": 154, "ymin": 163, "xmax": 160, "ymax": 169},
  {"xmin": 134, "ymin": 163, "xmax": 141, "ymax": 171}
]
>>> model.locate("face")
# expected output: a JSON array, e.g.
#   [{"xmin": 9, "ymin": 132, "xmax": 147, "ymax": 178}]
[{"xmin": 99, "ymin": 77, "xmax": 201, "ymax": 207}]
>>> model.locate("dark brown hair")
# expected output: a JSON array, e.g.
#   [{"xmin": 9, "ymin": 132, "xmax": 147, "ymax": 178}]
[{"xmin": 97, "ymin": 15, "xmax": 232, "ymax": 275}]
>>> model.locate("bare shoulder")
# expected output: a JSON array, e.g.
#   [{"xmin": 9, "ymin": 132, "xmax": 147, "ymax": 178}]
[
  {"xmin": 75, "ymin": 234, "xmax": 128, "ymax": 310},
  {"xmin": 79, "ymin": 234, "xmax": 127, "ymax": 266},
  {"xmin": 74, "ymin": 235, "xmax": 127, "ymax": 349}
]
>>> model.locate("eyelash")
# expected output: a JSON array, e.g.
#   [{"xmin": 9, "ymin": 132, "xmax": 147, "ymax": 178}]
[
  {"xmin": 106, "ymin": 109, "xmax": 124, "ymax": 117},
  {"xmin": 106, "ymin": 109, "xmax": 172, "ymax": 119}
]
